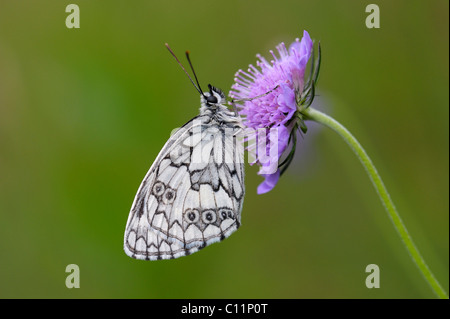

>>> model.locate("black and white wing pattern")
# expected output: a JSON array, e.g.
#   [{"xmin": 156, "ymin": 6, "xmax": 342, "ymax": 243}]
[{"xmin": 124, "ymin": 90, "xmax": 245, "ymax": 260}]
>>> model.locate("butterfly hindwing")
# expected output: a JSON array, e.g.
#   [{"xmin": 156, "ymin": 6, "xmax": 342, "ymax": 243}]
[{"xmin": 124, "ymin": 113, "xmax": 244, "ymax": 260}]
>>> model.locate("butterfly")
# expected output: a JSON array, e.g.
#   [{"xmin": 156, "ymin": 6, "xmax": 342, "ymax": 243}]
[{"xmin": 123, "ymin": 45, "xmax": 245, "ymax": 260}]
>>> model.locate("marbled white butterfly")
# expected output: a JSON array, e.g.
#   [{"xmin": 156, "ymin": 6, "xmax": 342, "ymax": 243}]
[{"xmin": 123, "ymin": 45, "xmax": 245, "ymax": 260}]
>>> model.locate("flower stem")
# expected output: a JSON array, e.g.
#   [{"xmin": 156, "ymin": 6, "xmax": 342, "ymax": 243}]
[{"xmin": 302, "ymin": 107, "xmax": 448, "ymax": 299}]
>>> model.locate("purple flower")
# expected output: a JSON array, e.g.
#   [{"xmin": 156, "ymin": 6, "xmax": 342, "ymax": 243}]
[{"xmin": 230, "ymin": 30, "xmax": 315, "ymax": 194}]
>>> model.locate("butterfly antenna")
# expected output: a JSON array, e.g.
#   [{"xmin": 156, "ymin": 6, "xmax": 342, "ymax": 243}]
[
  {"xmin": 185, "ymin": 50, "xmax": 205, "ymax": 96},
  {"xmin": 165, "ymin": 43, "xmax": 203, "ymax": 96},
  {"xmin": 232, "ymin": 85, "xmax": 280, "ymax": 103}
]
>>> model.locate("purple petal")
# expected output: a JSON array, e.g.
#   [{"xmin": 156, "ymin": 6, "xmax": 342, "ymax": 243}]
[
  {"xmin": 257, "ymin": 125, "xmax": 290, "ymax": 174},
  {"xmin": 277, "ymin": 83, "xmax": 296, "ymax": 113},
  {"xmin": 275, "ymin": 124, "xmax": 290, "ymax": 155},
  {"xmin": 299, "ymin": 30, "xmax": 313, "ymax": 59},
  {"xmin": 289, "ymin": 37, "xmax": 301, "ymax": 54},
  {"xmin": 289, "ymin": 31, "xmax": 313, "ymax": 94},
  {"xmin": 257, "ymin": 169, "xmax": 281, "ymax": 194},
  {"xmin": 273, "ymin": 88, "xmax": 296, "ymax": 124}
]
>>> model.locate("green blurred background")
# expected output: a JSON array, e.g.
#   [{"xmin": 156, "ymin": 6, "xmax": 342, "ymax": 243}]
[{"xmin": 0, "ymin": 0, "xmax": 448, "ymax": 298}]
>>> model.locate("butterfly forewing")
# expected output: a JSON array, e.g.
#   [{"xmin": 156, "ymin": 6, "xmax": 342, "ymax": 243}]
[{"xmin": 124, "ymin": 104, "xmax": 245, "ymax": 260}]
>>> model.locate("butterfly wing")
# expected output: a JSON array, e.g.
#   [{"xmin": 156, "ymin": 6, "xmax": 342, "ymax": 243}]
[{"xmin": 124, "ymin": 115, "xmax": 245, "ymax": 260}]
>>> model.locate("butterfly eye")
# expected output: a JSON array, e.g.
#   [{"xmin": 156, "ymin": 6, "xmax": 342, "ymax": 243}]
[
  {"xmin": 184, "ymin": 209, "xmax": 200, "ymax": 224},
  {"xmin": 202, "ymin": 210, "xmax": 217, "ymax": 224},
  {"xmin": 162, "ymin": 188, "xmax": 176, "ymax": 204},
  {"xmin": 206, "ymin": 95, "xmax": 218, "ymax": 105},
  {"xmin": 152, "ymin": 182, "xmax": 165, "ymax": 197}
]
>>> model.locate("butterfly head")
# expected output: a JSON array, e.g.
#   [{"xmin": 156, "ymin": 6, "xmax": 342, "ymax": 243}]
[{"xmin": 201, "ymin": 84, "xmax": 225, "ymax": 108}]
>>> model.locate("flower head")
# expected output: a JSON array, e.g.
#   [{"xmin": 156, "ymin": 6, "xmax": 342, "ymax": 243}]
[{"xmin": 230, "ymin": 30, "xmax": 319, "ymax": 194}]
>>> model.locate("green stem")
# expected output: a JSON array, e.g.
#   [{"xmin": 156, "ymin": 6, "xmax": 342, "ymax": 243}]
[{"xmin": 302, "ymin": 107, "xmax": 448, "ymax": 299}]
